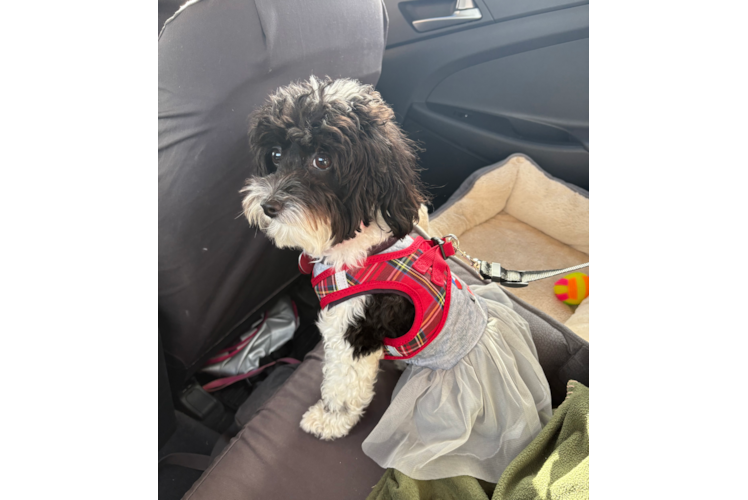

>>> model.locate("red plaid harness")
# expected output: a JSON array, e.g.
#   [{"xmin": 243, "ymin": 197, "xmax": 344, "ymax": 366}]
[{"xmin": 302, "ymin": 236, "xmax": 466, "ymax": 360}]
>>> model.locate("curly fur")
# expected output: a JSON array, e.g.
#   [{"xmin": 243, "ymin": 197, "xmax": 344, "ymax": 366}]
[
  {"xmin": 345, "ymin": 294, "xmax": 416, "ymax": 358},
  {"xmin": 242, "ymin": 76, "xmax": 426, "ymax": 254},
  {"xmin": 242, "ymin": 76, "xmax": 425, "ymax": 440}
]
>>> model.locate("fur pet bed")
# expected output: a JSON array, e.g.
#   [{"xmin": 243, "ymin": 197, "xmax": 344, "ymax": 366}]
[{"xmin": 418, "ymin": 154, "xmax": 589, "ymax": 341}]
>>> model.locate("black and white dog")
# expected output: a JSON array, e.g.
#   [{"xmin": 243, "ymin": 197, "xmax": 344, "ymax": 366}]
[{"xmin": 241, "ymin": 76, "xmax": 426, "ymax": 440}]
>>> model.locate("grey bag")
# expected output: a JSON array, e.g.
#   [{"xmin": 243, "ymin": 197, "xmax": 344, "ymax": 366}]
[{"xmin": 201, "ymin": 296, "xmax": 299, "ymax": 378}]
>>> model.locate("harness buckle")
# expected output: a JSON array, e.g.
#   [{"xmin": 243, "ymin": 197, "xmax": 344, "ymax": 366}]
[{"xmin": 430, "ymin": 237, "xmax": 448, "ymax": 260}]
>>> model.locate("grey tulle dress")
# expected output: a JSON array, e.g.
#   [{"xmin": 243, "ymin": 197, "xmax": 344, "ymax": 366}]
[{"xmin": 361, "ymin": 274, "xmax": 553, "ymax": 483}]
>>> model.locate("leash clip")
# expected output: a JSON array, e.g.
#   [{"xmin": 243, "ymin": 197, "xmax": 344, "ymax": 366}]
[
  {"xmin": 444, "ymin": 234, "xmax": 482, "ymax": 272},
  {"xmin": 477, "ymin": 261, "xmax": 529, "ymax": 288}
]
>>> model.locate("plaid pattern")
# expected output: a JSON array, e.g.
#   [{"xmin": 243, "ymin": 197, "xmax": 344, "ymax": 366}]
[
  {"xmin": 313, "ymin": 241, "xmax": 450, "ymax": 359},
  {"xmin": 313, "ymin": 271, "xmax": 362, "ymax": 300}
]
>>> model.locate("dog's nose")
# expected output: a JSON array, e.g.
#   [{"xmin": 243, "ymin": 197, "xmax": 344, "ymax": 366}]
[{"xmin": 261, "ymin": 200, "xmax": 283, "ymax": 218}]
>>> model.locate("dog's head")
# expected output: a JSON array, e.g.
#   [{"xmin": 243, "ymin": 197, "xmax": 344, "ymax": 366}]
[{"xmin": 241, "ymin": 76, "xmax": 425, "ymax": 260}]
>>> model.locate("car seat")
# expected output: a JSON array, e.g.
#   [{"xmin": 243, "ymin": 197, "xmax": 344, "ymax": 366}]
[{"xmin": 159, "ymin": 0, "xmax": 389, "ymax": 413}]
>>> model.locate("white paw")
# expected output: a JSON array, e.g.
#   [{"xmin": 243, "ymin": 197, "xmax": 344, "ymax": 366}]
[{"xmin": 300, "ymin": 400, "xmax": 358, "ymax": 441}]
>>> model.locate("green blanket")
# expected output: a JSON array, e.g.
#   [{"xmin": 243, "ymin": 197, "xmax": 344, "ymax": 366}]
[{"xmin": 367, "ymin": 381, "xmax": 589, "ymax": 500}]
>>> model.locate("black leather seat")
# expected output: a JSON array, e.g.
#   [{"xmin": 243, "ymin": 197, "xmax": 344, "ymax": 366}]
[{"xmin": 158, "ymin": 0, "xmax": 389, "ymax": 396}]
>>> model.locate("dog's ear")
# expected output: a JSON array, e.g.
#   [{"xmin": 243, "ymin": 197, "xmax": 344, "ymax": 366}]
[
  {"xmin": 325, "ymin": 82, "xmax": 427, "ymax": 242},
  {"xmin": 374, "ymin": 121, "xmax": 426, "ymax": 239},
  {"xmin": 333, "ymin": 86, "xmax": 427, "ymax": 240}
]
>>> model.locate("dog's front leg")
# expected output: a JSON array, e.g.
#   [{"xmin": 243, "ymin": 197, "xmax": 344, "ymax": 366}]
[{"xmin": 300, "ymin": 296, "xmax": 383, "ymax": 440}]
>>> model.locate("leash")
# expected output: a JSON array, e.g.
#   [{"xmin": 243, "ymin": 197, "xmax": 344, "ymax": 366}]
[
  {"xmin": 414, "ymin": 225, "xmax": 589, "ymax": 288},
  {"xmin": 448, "ymin": 234, "xmax": 588, "ymax": 287}
]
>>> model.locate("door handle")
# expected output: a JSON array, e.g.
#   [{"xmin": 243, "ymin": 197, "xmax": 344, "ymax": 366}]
[{"xmin": 411, "ymin": 0, "xmax": 483, "ymax": 33}]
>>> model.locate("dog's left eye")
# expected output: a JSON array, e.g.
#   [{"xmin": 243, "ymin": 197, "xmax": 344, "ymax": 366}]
[
  {"xmin": 270, "ymin": 146, "xmax": 283, "ymax": 166},
  {"xmin": 312, "ymin": 153, "xmax": 331, "ymax": 171}
]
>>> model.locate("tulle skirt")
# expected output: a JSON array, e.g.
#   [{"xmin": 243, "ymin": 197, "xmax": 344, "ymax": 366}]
[{"xmin": 361, "ymin": 284, "xmax": 553, "ymax": 482}]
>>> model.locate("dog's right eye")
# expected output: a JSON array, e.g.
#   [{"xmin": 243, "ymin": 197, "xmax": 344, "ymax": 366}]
[{"xmin": 268, "ymin": 146, "xmax": 282, "ymax": 168}]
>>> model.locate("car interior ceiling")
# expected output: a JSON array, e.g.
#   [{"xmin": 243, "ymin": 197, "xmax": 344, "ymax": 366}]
[{"xmin": 158, "ymin": 1, "xmax": 588, "ymax": 498}]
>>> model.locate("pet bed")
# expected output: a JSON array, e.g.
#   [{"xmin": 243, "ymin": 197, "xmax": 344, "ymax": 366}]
[
  {"xmin": 420, "ymin": 154, "xmax": 590, "ymax": 341},
  {"xmin": 419, "ymin": 154, "xmax": 669, "ymax": 384}
]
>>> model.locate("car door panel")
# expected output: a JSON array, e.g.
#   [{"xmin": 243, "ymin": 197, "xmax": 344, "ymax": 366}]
[
  {"xmin": 377, "ymin": 1, "xmax": 589, "ymax": 208},
  {"xmin": 481, "ymin": 0, "xmax": 587, "ymax": 22},
  {"xmin": 385, "ymin": 0, "xmax": 496, "ymax": 47}
]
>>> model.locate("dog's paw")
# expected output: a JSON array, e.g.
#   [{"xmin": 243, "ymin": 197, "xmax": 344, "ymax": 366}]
[{"xmin": 300, "ymin": 400, "xmax": 356, "ymax": 441}]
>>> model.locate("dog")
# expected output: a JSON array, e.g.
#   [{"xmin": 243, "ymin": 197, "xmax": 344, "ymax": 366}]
[{"xmin": 241, "ymin": 76, "xmax": 426, "ymax": 440}]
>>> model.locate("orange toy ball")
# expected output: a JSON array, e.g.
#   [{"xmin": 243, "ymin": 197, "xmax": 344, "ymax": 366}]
[{"xmin": 553, "ymin": 272, "xmax": 589, "ymax": 305}]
